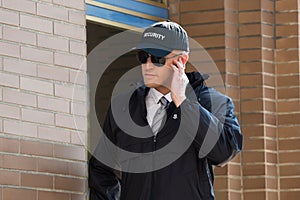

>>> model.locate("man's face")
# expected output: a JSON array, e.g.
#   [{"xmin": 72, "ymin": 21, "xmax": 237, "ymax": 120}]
[{"xmin": 141, "ymin": 51, "xmax": 180, "ymax": 91}]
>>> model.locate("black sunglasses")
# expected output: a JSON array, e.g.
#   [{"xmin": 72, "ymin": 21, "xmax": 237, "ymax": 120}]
[{"xmin": 136, "ymin": 50, "xmax": 182, "ymax": 67}]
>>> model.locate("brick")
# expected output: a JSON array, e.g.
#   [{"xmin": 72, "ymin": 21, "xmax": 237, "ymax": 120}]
[
  {"xmin": 276, "ymin": 25, "xmax": 298, "ymax": 36},
  {"xmin": 4, "ymin": 120, "xmax": 37, "ymax": 137},
  {"xmin": 2, "ymin": 154, "xmax": 37, "ymax": 171},
  {"xmin": 37, "ymin": 64, "xmax": 69, "ymax": 81},
  {"xmin": 21, "ymin": 46, "xmax": 53, "ymax": 64},
  {"xmin": 70, "ymin": 130, "xmax": 86, "ymax": 146},
  {"xmin": 4, "ymin": 26, "xmax": 36, "ymax": 45},
  {"xmin": 55, "ymin": 113, "xmax": 87, "ymax": 131},
  {"xmin": 180, "ymin": 0, "xmax": 224, "ymax": 12},
  {"xmin": 71, "ymin": 101, "xmax": 87, "ymax": 116},
  {"xmin": 278, "ymin": 100, "xmax": 300, "ymax": 112},
  {"xmin": 276, "ymin": 0, "xmax": 298, "ymax": 11},
  {"xmin": 239, "ymin": 11, "xmax": 261, "ymax": 23},
  {"xmin": 3, "ymin": 188, "xmax": 36, "ymax": 200},
  {"xmin": 279, "ymin": 139, "xmax": 300, "ymax": 151},
  {"xmin": 37, "ymin": 33, "xmax": 69, "ymax": 51},
  {"xmin": 38, "ymin": 191, "xmax": 70, "ymax": 200},
  {"xmin": 20, "ymin": 76, "xmax": 53, "ymax": 95},
  {"xmin": 0, "ymin": 137, "xmax": 19, "ymax": 153},
  {"xmin": 0, "ymin": 103, "xmax": 20, "ymax": 119},
  {"xmin": 68, "ymin": 10, "xmax": 85, "ymax": 25},
  {"xmin": 0, "ymin": 170, "xmax": 20, "ymax": 185},
  {"xmin": 54, "ymin": 83, "xmax": 86, "ymax": 101},
  {"xmin": 243, "ymin": 137, "xmax": 264, "ymax": 150},
  {"xmin": 241, "ymin": 99, "xmax": 263, "ymax": 112},
  {"xmin": 3, "ymin": 0, "xmax": 36, "ymax": 14},
  {"xmin": 278, "ymin": 87, "xmax": 299, "ymax": 99},
  {"xmin": 244, "ymin": 191, "xmax": 266, "ymax": 200},
  {"xmin": 279, "ymin": 152, "xmax": 300, "ymax": 163},
  {"xmin": 22, "ymin": 108, "xmax": 55, "ymax": 125},
  {"xmin": 181, "ymin": 11, "xmax": 224, "ymax": 25},
  {"xmin": 54, "ymin": 22, "xmax": 85, "ymax": 40},
  {"xmin": 0, "ymin": 40, "xmax": 20, "ymax": 58},
  {"xmin": 70, "ymin": 40, "xmax": 86, "ymax": 55},
  {"xmin": 38, "ymin": 96, "xmax": 69, "ymax": 113},
  {"xmin": 185, "ymin": 24, "xmax": 225, "ymax": 37},
  {"xmin": 3, "ymin": 88, "xmax": 37, "ymax": 107},
  {"xmin": 240, "ymin": 37, "xmax": 261, "ymax": 49},
  {"xmin": 262, "ymin": 11, "xmax": 274, "ymax": 24},
  {"xmin": 225, "ymin": 23, "xmax": 238, "ymax": 37},
  {"xmin": 225, "ymin": 11, "xmax": 238, "ymax": 24},
  {"xmin": 0, "ymin": 71, "xmax": 19, "ymax": 88},
  {"xmin": 193, "ymin": 36, "xmax": 225, "ymax": 48},
  {"xmin": 53, "ymin": 0, "xmax": 85, "ymax": 10},
  {"xmin": 69, "ymin": 161, "xmax": 86, "ymax": 177},
  {"xmin": 240, "ymin": 74, "xmax": 262, "ymax": 87},
  {"xmin": 20, "ymin": 140, "xmax": 53, "ymax": 157},
  {"xmin": 280, "ymin": 165, "xmax": 300, "ymax": 176},
  {"xmin": 240, "ymin": 49, "xmax": 262, "ymax": 61},
  {"xmin": 278, "ymin": 126, "xmax": 300, "ymax": 138},
  {"xmin": 266, "ymin": 152, "xmax": 277, "ymax": 163},
  {"xmin": 278, "ymin": 75, "xmax": 299, "ymax": 87},
  {"xmin": 242, "ymin": 150, "xmax": 265, "ymax": 163},
  {"xmin": 54, "ymin": 52, "xmax": 85, "ymax": 70},
  {"xmin": 37, "ymin": 2, "xmax": 68, "ymax": 21},
  {"xmin": 20, "ymin": 14, "xmax": 53, "ymax": 33},
  {"xmin": 240, "ymin": 62, "xmax": 263, "ymax": 74},
  {"xmin": 280, "ymin": 177, "xmax": 300, "ymax": 189},
  {"xmin": 54, "ymin": 176, "xmax": 85, "ymax": 192},
  {"xmin": 38, "ymin": 126, "xmax": 70, "ymax": 143},
  {"xmin": 0, "ymin": 8, "xmax": 19, "ymax": 26},
  {"xmin": 280, "ymin": 191, "xmax": 300, "ymax": 199},
  {"xmin": 3, "ymin": 58, "xmax": 37, "ymax": 76},
  {"xmin": 243, "ymin": 114, "xmax": 264, "ymax": 124},
  {"xmin": 71, "ymin": 194, "xmax": 86, "ymax": 200},
  {"xmin": 238, "ymin": 0, "xmax": 260, "ymax": 11},
  {"xmin": 276, "ymin": 12, "xmax": 298, "ymax": 24},
  {"xmin": 279, "ymin": 113, "xmax": 300, "ymax": 125},
  {"xmin": 239, "ymin": 24, "xmax": 261, "ymax": 36},
  {"xmin": 21, "ymin": 173, "xmax": 53, "ymax": 189},
  {"xmin": 54, "ymin": 144, "xmax": 85, "ymax": 161},
  {"xmin": 277, "ymin": 62, "xmax": 299, "ymax": 74},
  {"xmin": 276, "ymin": 37, "xmax": 298, "ymax": 49},
  {"xmin": 37, "ymin": 158, "xmax": 69, "ymax": 175},
  {"xmin": 242, "ymin": 164, "xmax": 266, "ymax": 176},
  {"xmin": 276, "ymin": 50, "xmax": 299, "ymax": 62},
  {"xmin": 69, "ymin": 69, "xmax": 87, "ymax": 85},
  {"xmin": 244, "ymin": 178, "xmax": 265, "ymax": 190}
]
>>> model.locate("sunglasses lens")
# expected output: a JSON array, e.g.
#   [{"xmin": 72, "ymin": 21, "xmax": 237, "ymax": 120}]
[
  {"xmin": 137, "ymin": 51, "xmax": 148, "ymax": 64},
  {"xmin": 136, "ymin": 51, "xmax": 166, "ymax": 67},
  {"xmin": 151, "ymin": 56, "xmax": 165, "ymax": 67}
]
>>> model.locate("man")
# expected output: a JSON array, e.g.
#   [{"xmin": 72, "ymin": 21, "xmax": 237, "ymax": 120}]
[{"xmin": 89, "ymin": 21, "xmax": 243, "ymax": 200}]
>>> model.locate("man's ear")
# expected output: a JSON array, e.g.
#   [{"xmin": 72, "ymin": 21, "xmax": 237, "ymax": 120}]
[{"xmin": 180, "ymin": 54, "xmax": 189, "ymax": 65}]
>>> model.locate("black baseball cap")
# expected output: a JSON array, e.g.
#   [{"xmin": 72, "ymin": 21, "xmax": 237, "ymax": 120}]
[{"xmin": 134, "ymin": 21, "xmax": 189, "ymax": 57}]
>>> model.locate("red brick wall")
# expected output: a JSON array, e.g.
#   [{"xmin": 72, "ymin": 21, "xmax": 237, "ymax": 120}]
[
  {"xmin": 169, "ymin": 0, "xmax": 300, "ymax": 199},
  {"xmin": 0, "ymin": 0, "xmax": 87, "ymax": 199}
]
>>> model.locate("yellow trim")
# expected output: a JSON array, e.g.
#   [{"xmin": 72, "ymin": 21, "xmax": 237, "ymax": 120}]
[
  {"xmin": 86, "ymin": 0, "xmax": 166, "ymax": 22},
  {"xmin": 135, "ymin": 0, "xmax": 168, "ymax": 8},
  {"xmin": 87, "ymin": 15, "xmax": 144, "ymax": 31}
]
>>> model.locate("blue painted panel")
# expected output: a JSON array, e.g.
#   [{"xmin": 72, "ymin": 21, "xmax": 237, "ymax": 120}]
[
  {"xmin": 93, "ymin": 0, "xmax": 168, "ymax": 19},
  {"xmin": 86, "ymin": 4, "xmax": 157, "ymax": 28}
]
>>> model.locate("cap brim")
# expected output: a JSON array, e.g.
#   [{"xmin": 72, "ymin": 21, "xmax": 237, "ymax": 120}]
[{"xmin": 133, "ymin": 42, "xmax": 171, "ymax": 57}]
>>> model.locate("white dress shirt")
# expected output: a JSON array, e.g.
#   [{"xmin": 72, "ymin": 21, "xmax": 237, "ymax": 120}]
[{"xmin": 145, "ymin": 88, "xmax": 172, "ymax": 127}]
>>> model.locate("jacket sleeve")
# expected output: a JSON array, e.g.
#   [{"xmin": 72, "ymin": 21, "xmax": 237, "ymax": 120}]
[
  {"xmin": 88, "ymin": 107, "xmax": 121, "ymax": 200},
  {"xmin": 182, "ymin": 86, "xmax": 243, "ymax": 166}
]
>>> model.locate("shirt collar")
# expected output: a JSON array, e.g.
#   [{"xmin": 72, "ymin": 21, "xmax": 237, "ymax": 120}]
[{"xmin": 148, "ymin": 88, "xmax": 172, "ymax": 104}]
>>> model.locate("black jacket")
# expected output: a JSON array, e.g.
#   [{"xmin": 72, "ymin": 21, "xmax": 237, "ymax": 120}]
[{"xmin": 89, "ymin": 72, "xmax": 243, "ymax": 200}]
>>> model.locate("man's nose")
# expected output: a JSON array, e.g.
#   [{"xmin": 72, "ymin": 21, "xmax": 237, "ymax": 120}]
[{"xmin": 144, "ymin": 56, "xmax": 155, "ymax": 69}]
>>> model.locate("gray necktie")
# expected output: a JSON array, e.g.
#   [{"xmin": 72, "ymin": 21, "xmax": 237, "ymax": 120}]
[{"xmin": 151, "ymin": 97, "xmax": 169, "ymax": 135}]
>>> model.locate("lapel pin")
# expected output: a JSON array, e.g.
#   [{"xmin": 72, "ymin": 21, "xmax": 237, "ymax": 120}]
[{"xmin": 173, "ymin": 114, "xmax": 178, "ymax": 119}]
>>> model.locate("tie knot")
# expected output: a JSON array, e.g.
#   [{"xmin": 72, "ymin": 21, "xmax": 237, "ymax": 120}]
[{"xmin": 159, "ymin": 97, "xmax": 168, "ymax": 109}]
